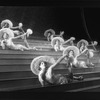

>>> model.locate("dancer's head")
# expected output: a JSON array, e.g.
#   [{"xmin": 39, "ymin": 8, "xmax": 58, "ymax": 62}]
[
  {"xmin": 68, "ymin": 50, "xmax": 74, "ymax": 58},
  {"xmin": 63, "ymin": 46, "xmax": 80, "ymax": 63},
  {"xmin": 3, "ymin": 33, "xmax": 9, "ymax": 40},
  {"xmin": 39, "ymin": 61, "xmax": 47, "ymax": 70},
  {"xmin": 77, "ymin": 39, "xmax": 88, "ymax": 51},
  {"xmin": 1, "ymin": 19, "xmax": 13, "ymax": 28}
]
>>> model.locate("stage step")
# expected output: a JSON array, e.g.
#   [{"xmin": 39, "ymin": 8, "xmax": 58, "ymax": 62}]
[
  {"xmin": 0, "ymin": 69, "xmax": 100, "ymax": 81},
  {"xmin": 67, "ymin": 84, "xmax": 100, "ymax": 92},
  {"xmin": 0, "ymin": 63, "xmax": 99, "ymax": 72},
  {"xmin": 5, "ymin": 77, "xmax": 100, "ymax": 92},
  {"xmin": 0, "ymin": 71, "xmax": 100, "ymax": 91},
  {"xmin": 0, "ymin": 40, "xmax": 99, "ymax": 92},
  {"xmin": 0, "ymin": 70, "xmax": 100, "ymax": 81}
]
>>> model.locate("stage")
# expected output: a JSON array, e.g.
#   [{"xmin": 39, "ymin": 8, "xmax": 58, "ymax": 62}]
[{"xmin": 0, "ymin": 39, "xmax": 100, "ymax": 92}]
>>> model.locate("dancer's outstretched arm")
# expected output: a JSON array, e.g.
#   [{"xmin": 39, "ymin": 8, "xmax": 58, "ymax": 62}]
[
  {"xmin": 62, "ymin": 37, "xmax": 75, "ymax": 45},
  {"xmin": 46, "ymin": 54, "xmax": 68, "ymax": 80},
  {"xmin": 13, "ymin": 30, "xmax": 20, "ymax": 35},
  {"xmin": 88, "ymin": 41, "xmax": 98, "ymax": 46},
  {"xmin": 51, "ymin": 54, "xmax": 68, "ymax": 68},
  {"xmin": 59, "ymin": 31, "xmax": 64, "ymax": 37},
  {"xmin": 11, "ymin": 23, "xmax": 23, "ymax": 30},
  {"xmin": 12, "ymin": 33, "xmax": 27, "ymax": 40},
  {"xmin": 77, "ymin": 48, "xmax": 88, "ymax": 58}
]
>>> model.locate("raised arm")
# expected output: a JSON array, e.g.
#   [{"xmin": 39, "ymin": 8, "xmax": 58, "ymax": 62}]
[
  {"xmin": 50, "ymin": 54, "xmax": 67, "ymax": 68},
  {"xmin": 62, "ymin": 37, "xmax": 75, "ymax": 45},
  {"xmin": 13, "ymin": 30, "xmax": 20, "ymax": 35},
  {"xmin": 59, "ymin": 31, "xmax": 64, "ymax": 36},
  {"xmin": 11, "ymin": 23, "xmax": 23, "ymax": 30},
  {"xmin": 88, "ymin": 41, "xmax": 98, "ymax": 46},
  {"xmin": 11, "ymin": 26, "xmax": 19, "ymax": 29},
  {"xmin": 46, "ymin": 54, "xmax": 68, "ymax": 80},
  {"xmin": 77, "ymin": 48, "xmax": 88, "ymax": 58},
  {"xmin": 12, "ymin": 33, "xmax": 27, "ymax": 39}
]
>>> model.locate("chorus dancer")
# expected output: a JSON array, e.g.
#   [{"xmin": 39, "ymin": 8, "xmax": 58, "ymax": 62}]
[
  {"xmin": 77, "ymin": 39, "xmax": 98, "ymax": 66},
  {"xmin": 44, "ymin": 29, "xmax": 55, "ymax": 41},
  {"xmin": 30, "ymin": 56, "xmax": 57, "ymax": 87},
  {"xmin": 51, "ymin": 36, "xmax": 64, "ymax": 52},
  {"xmin": 1, "ymin": 28, "xmax": 34, "ymax": 51},
  {"xmin": 31, "ymin": 48, "xmax": 84, "ymax": 86},
  {"xmin": 1, "ymin": 19, "xmax": 36, "ymax": 49},
  {"xmin": 45, "ymin": 46, "xmax": 84, "ymax": 85},
  {"xmin": 63, "ymin": 45, "xmax": 88, "ymax": 69},
  {"xmin": 0, "ymin": 19, "xmax": 24, "ymax": 47},
  {"xmin": 51, "ymin": 36, "xmax": 75, "ymax": 52},
  {"xmin": 0, "ymin": 19, "xmax": 23, "ymax": 35}
]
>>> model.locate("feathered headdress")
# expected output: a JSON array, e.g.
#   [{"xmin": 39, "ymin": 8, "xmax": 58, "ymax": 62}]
[
  {"xmin": 44, "ymin": 29, "xmax": 55, "ymax": 37},
  {"xmin": 51, "ymin": 37, "xmax": 64, "ymax": 47},
  {"xmin": 77, "ymin": 39, "xmax": 89, "ymax": 49},
  {"xmin": 1, "ymin": 19, "xmax": 13, "ymax": 28},
  {"xmin": 63, "ymin": 46, "xmax": 80, "ymax": 58},
  {"xmin": 0, "ymin": 28, "xmax": 14, "ymax": 40},
  {"xmin": 30, "ymin": 56, "xmax": 56, "ymax": 75}
]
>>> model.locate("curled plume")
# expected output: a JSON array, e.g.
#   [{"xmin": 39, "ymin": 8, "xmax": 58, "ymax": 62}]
[
  {"xmin": 44, "ymin": 29, "xmax": 55, "ymax": 37},
  {"xmin": 51, "ymin": 37, "xmax": 64, "ymax": 47},
  {"xmin": 30, "ymin": 56, "xmax": 56, "ymax": 75},
  {"xmin": 26, "ymin": 29, "xmax": 33, "ymax": 35},
  {"xmin": 1, "ymin": 19, "xmax": 13, "ymax": 28},
  {"xmin": 18, "ymin": 23, "xmax": 23, "ymax": 28},
  {"xmin": 63, "ymin": 46, "xmax": 80, "ymax": 58}
]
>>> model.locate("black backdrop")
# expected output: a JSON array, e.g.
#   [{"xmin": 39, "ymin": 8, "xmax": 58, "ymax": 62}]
[{"xmin": 0, "ymin": 6, "xmax": 100, "ymax": 42}]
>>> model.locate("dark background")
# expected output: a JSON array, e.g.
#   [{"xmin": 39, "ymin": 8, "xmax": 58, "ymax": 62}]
[{"xmin": 0, "ymin": 4, "xmax": 100, "ymax": 42}]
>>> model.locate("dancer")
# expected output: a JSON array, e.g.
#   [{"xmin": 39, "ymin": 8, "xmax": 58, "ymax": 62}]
[
  {"xmin": 1, "ymin": 19, "xmax": 22, "ymax": 35},
  {"xmin": 46, "ymin": 46, "xmax": 84, "ymax": 85},
  {"xmin": 63, "ymin": 46, "xmax": 88, "ymax": 68},
  {"xmin": 0, "ymin": 19, "xmax": 24, "ymax": 47},
  {"xmin": 1, "ymin": 28, "xmax": 34, "ymax": 51},
  {"xmin": 31, "ymin": 55, "xmax": 69, "ymax": 86},
  {"xmin": 77, "ymin": 39, "xmax": 98, "ymax": 66},
  {"xmin": 30, "ymin": 56, "xmax": 56, "ymax": 86},
  {"xmin": 44, "ymin": 29, "xmax": 65, "ymax": 42},
  {"xmin": 51, "ymin": 37, "xmax": 64, "ymax": 51},
  {"xmin": 44, "ymin": 29, "xmax": 55, "ymax": 41},
  {"xmin": 31, "ymin": 48, "xmax": 84, "ymax": 87},
  {"xmin": 51, "ymin": 36, "xmax": 75, "ymax": 52}
]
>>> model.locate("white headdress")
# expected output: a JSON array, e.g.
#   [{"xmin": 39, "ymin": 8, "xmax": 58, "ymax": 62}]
[
  {"xmin": 51, "ymin": 37, "xmax": 64, "ymax": 47},
  {"xmin": 44, "ymin": 29, "xmax": 55, "ymax": 37},
  {"xmin": 30, "ymin": 56, "xmax": 56, "ymax": 75},
  {"xmin": 0, "ymin": 28, "xmax": 14, "ymax": 40},
  {"xmin": 77, "ymin": 39, "xmax": 89, "ymax": 49},
  {"xmin": 26, "ymin": 29, "xmax": 33, "ymax": 35},
  {"xmin": 1, "ymin": 19, "xmax": 13, "ymax": 28},
  {"xmin": 63, "ymin": 46, "xmax": 80, "ymax": 58}
]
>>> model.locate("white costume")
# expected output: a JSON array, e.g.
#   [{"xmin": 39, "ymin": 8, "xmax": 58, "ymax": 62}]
[
  {"xmin": 63, "ymin": 46, "xmax": 88, "ymax": 68},
  {"xmin": 77, "ymin": 39, "xmax": 97, "ymax": 66},
  {"xmin": 1, "ymin": 29, "xmax": 33, "ymax": 51}
]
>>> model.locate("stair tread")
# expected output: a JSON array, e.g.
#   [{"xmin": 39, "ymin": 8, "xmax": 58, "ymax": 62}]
[
  {"xmin": 68, "ymin": 84, "xmax": 100, "ymax": 92},
  {"xmin": 0, "ymin": 70, "xmax": 100, "ymax": 81},
  {"xmin": 2, "ymin": 76, "xmax": 100, "ymax": 92}
]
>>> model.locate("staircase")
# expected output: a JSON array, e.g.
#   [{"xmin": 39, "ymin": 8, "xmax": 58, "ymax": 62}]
[{"xmin": 0, "ymin": 39, "xmax": 100, "ymax": 92}]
